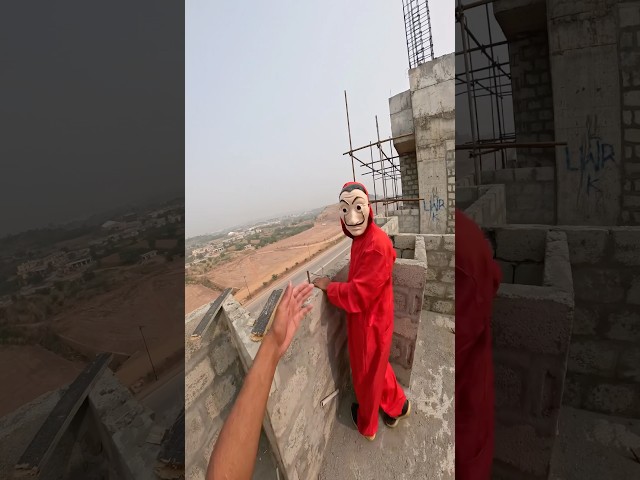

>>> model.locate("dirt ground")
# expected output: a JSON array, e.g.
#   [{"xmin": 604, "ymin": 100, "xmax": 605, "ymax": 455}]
[
  {"xmin": 0, "ymin": 345, "xmax": 83, "ymax": 417},
  {"xmin": 206, "ymin": 205, "xmax": 342, "ymax": 304},
  {"xmin": 52, "ymin": 260, "xmax": 184, "ymax": 388},
  {"xmin": 185, "ymin": 284, "xmax": 220, "ymax": 315}
]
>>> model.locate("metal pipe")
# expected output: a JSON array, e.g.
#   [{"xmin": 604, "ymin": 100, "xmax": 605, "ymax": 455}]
[
  {"xmin": 456, "ymin": 141, "xmax": 566, "ymax": 150},
  {"xmin": 457, "ymin": 0, "xmax": 481, "ymax": 186},
  {"xmin": 321, "ymin": 389, "xmax": 339, "ymax": 407},
  {"xmin": 344, "ymin": 91, "xmax": 355, "ymax": 182},
  {"xmin": 343, "ymin": 133, "xmax": 413, "ymax": 156},
  {"xmin": 369, "ymin": 143, "xmax": 378, "ymax": 215}
]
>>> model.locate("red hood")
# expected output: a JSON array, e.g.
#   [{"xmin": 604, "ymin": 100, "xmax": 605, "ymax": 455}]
[{"xmin": 339, "ymin": 181, "xmax": 374, "ymax": 239}]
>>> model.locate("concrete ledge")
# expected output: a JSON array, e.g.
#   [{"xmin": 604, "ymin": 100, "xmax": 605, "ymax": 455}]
[
  {"xmin": 491, "ymin": 230, "xmax": 575, "ymax": 478},
  {"xmin": 460, "ymin": 184, "xmax": 507, "ymax": 226}
]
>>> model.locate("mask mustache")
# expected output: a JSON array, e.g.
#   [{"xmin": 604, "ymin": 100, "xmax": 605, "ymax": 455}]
[{"xmin": 344, "ymin": 212, "xmax": 365, "ymax": 227}]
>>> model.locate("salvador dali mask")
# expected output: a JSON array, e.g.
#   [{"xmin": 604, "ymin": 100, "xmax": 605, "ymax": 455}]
[{"xmin": 339, "ymin": 187, "xmax": 371, "ymax": 237}]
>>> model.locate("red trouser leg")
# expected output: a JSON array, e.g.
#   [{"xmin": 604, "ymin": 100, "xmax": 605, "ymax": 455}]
[
  {"xmin": 348, "ymin": 318, "xmax": 406, "ymax": 436},
  {"xmin": 379, "ymin": 362, "xmax": 406, "ymax": 418}
]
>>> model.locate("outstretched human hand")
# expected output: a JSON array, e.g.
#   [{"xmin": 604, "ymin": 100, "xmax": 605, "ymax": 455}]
[{"xmin": 266, "ymin": 281, "xmax": 314, "ymax": 358}]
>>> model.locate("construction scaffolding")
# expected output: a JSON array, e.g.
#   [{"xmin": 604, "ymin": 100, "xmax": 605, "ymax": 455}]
[
  {"xmin": 343, "ymin": 91, "xmax": 414, "ymax": 218},
  {"xmin": 402, "ymin": 0, "xmax": 435, "ymax": 69},
  {"xmin": 341, "ymin": 2, "xmax": 436, "ymax": 217},
  {"xmin": 455, "ymin": 0, "xmax": 564, "ymax": 184}
]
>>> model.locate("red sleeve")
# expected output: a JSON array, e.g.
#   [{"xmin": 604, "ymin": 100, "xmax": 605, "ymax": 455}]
[{"xmin": 326, "ymin": 248, "xmax": 390, "ymax": 314}]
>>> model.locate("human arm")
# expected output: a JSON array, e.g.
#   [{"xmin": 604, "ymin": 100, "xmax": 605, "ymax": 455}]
[{"xmin": 206, "ymin": 282, "xmax": 314, "ymax": 480}]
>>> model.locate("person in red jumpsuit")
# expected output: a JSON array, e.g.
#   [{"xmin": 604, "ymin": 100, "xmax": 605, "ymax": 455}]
[
  {"xmin": 455, "ymin": 208, "xmax": 502, "ymax": 479},
  {"xmin": 313, "ymin": 181, "xmax": 409, "ymax": 441}
]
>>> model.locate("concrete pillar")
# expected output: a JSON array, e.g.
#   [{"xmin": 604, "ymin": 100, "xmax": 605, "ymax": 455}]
[
  {"xmin": 548, "ymin": 0, "xmax": 622, "ymax": 225},
  {"xmin": 408, "ymin": 54, "xmax": 456, "ymax": 234}
]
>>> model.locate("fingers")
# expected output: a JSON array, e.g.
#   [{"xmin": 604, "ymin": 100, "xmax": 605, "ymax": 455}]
[
  {"xmin": 292, "ymin": 282, "xmax": 314, "ymax": 303},
  {"xmin": 283, "ymin": 280, "xmax": 293, "ymax": 305}
]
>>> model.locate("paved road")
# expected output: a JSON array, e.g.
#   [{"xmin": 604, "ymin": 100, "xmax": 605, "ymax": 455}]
[
  {"xmin": 138, "ymin": 365, "xmax": 184, "ymax": 428},
  {"xmin": 245, "ymin": 238, "xmax": 352, "ymax": 317}
]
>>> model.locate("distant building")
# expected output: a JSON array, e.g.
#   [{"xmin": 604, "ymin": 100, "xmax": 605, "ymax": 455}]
[
  {"xmin": 140, "ymin": 250, "xmax": 158, "ymax": 263},
  {"xmin": 101, "ymin": 220, "xmax": 125, "ymax": 230},
  {"xmin": 17, "ymin": 252, "xmax": 68, "ymax": 280},
  {"xmin": 63, "ymin": 257, "xmax": 93, "ymax": 274}
]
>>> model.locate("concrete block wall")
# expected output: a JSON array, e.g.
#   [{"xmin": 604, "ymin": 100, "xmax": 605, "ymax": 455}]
[
  {"xmin": 619, "ymin": 1, "xmax": 640, "ymax": 225},
  {"xmin": 184, "ymin": 305, "xmax": 249, "ymax": 480},
  {"xmin": 389, "ymin": 235, "xmax": 427, "ymax": 387},
  {"xmin": 485, "ymin": 225, "xmax": 640, "ymax": 421},
  {"xmin": 508, "ymin": 30, "xmax": 556, "ymax": 168},
  {"xmin": 395, "ymin": 233, "xmax": 455, "ymax": 316},
  {"xmin": 481, "ymin": 167, "xmax": 555, "ymax": 224},
  {"xmin": 458, "ymin": 184, "xmax": 507, "ymax": 226},
  {"xmin": 488, "ymin": 230, "xmax": 575, "ymax": 479},
  {"xmin": 408, "ymin": 53, "xmax": 456, "ymax": 235},
  {"xmin": 387, "ymin": 208, "xmax": 420, "ymax": 234},
  {"xmin": 399, "ymin": 153, "xmax": 419, "ymax": 202},
  {"xmin": 561, "ymin": 226, "xmax": 640, "ymax": 418}
]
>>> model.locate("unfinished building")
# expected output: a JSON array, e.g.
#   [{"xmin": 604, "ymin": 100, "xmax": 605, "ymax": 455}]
[{"xmin": 456, "ymin": 0, "xmax": 640, "ymax": 478}]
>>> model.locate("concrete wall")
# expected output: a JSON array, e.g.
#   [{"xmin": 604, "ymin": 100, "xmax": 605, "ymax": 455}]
[
  {"xmin": 387, "ymin": 208, "xmax": 420, "ymax": 234},
  {"xmin": 389, "ymin": 89, "xmax": 416, "ymax": 155},
  {"xmin": 548, "ymin": 0, "xmax": 622, "ymax": 225},
  {"xmin": 488, "ymin": 230, "xmax": 575, "ymax": 479},
  {"xmin": 184, "ymin": 305, "xmax": 262, "ymax": 480},
  {"xmin": 458, "ymin": 184, "xmax": 507, "ymax": 226},
  {"xmin": 375, "ymin": 215, "xmax": 399, "ymax": 236},
  {"xmin": 389, "ymin": 235, "xmax": 427, "ymax": 387},
  {"xmin": 481, "ymin": 167, "xmax": 555, "ymax": 224},
  {"xmin": 389, "ymin": 90, "xmax": 419, "ymax": 206},
  {"xmin": 486, "ymin": 225, "xmax": 640, "ymax": 421},
  {"xmin": 408, "ymin": 54, "xmax": 456, "ymax": 235},
  {"xmin": 619, "ymin": 1, "xmax": 640, "ymax": 224},
  {"xmin": 455, "ymin": 173, "xmax": 476, "ymax": 188},
  {"xmin": 394, "ymin": 233, "xmax": 455, "ymax": 316}
]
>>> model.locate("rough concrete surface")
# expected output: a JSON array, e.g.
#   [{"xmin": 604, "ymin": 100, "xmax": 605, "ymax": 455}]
[
  {"xmin": 0, "ymin": 390, "xmax": 61, "ymax": 479},
  {"xmin": 549, "ymin": 406, "xmax": 640, "ymax": 479},
  {"xmin": 319, "ymin": 311, "xmax": 454, "ymax": 480}
]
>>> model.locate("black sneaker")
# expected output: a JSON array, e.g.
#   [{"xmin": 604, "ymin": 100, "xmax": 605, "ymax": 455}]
[
  {"xmin": 351, "ymin": 403, "xmax": 375, "ymax": 441},
  {"xmin": 382, "ymin": 399, "xmax": 411, "ymax": 428}
]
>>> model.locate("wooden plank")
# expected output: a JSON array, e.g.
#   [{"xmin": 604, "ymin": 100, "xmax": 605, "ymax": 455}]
[
  {"xmin": 14, "ymin": 352, "xmax": 112, "ymax": 477},
  {"xmin": 250, "ymin": 289, "xmax": 284, "ymax": 342},
  {"xmin": 191, "ymin": 288, "xmax": 232, "ymax": 338}
]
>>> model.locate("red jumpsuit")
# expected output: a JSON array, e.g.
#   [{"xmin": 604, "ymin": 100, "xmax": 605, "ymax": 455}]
[
  {"xmin": 455, "ymin": 208, "xmax": 502, "ymax": 479},
  {"xmin": 327, "ymin": 207, "xmax": 406, "ymax": 437}
]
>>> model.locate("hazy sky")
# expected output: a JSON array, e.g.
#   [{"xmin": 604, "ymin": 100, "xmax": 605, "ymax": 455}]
[
  {"xmin": 0, "ymin": 1, "xmax": 184, "ymax": 238},
  {"xmin": 186, "ymin": 1, "xmax": 454, "ymax": 237}
]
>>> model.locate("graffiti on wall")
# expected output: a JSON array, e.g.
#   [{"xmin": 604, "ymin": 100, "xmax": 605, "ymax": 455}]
[
  {"xmin": 423, "ymin": 187, "xmax": 445, "ymax": 230},
  {"xmin": 564, "ymin": 115, "xmax": 615, "ymax": 215}
]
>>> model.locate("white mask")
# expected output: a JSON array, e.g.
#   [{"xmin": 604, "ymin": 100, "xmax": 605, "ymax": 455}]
[{"xmin": 339, "ymin": 189, "xmax": 370, "ymax": 237}]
